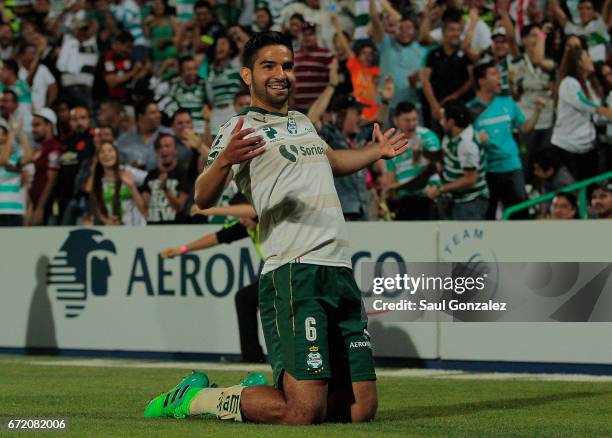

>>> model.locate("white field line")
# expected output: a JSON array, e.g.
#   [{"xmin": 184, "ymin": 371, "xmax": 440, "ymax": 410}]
[{"xmin": 19, "ymin": 359, "xmax": 612, "ymax": 382}]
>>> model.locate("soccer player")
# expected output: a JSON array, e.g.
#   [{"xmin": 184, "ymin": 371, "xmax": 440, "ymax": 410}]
[{"xmin": 144, "ymin": 31, "xmax": 408, "ymax": 425}]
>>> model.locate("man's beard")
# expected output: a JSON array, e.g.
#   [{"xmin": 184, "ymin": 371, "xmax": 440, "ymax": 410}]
[{"xmin": 252, "ymin": 79, "xmax": 292, "ymax": 109}]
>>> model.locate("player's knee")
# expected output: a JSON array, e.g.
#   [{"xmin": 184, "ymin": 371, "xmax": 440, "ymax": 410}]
[
  {"xmin": 286, "ymin": 400, "xmax": 327, "ymax": 425},
  {"xmin": 351, "ymin": 394, "xmax": 378, "ymax": 423}
]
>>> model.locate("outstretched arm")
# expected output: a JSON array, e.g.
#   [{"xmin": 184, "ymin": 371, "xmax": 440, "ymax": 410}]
[
  {"xmin": 326, "ymin": 124, "xmax": 408, "ymax": 176},
  {"xmin": 160, "ymin": 231, "xmax": 220, "ymax": 259},
  {"xmin": 307, "ymin": 58, "xmax": 339, "ymax": 130},
  {"xmin": 368, "ymin": 0, "xmax": 385, "ymax": 44},
  {"xmin": 191, "ymin": 203, "xmax": 257, "ymax": 218}
]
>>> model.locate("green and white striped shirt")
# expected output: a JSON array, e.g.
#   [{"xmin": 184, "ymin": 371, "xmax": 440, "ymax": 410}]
[
  {"xmin": 206, "ymin": 58, "xmax": 242, "ymax": 108},
  {"xmin": 0, "ymin": 152, "xmax": 25, "ymax": 215},
  {"xmin": 385, "ymin": 127, "xmax": 441, "ymax": 198},
  {"xmin": 442, "ymin": 125, "xmax": 489, "ymax": 203}
]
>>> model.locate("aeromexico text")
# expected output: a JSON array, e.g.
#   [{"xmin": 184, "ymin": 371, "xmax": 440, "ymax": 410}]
[{"xmin": 124, "ymin": 248, "xmax": 404, "ymax": 297}]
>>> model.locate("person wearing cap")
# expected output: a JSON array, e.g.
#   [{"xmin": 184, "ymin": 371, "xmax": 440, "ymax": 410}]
[
  {"xmin": 292, "ymin": 21, "xmax": 334, "ymax": 113},
  {"xmin": 508, "ymin": 23, "xmax": 555, "ymax": 182},
  {"xmin": 590, "ymin": 181, "xmax": 612, "ymax": 219},
  {"xmin": 478, "ymin": 24, "xmax": 519, "ymax": 97},
  {"xmin": 26, "ymin": 107, "xmax": 63, "ymax": 226},
  {"xmin": 307, "ymin": 60, "xmax": 393, "ymax": 220},
  {"xmin": 0, "ymin": 116, "xmax": 32, "ymax": 226},
  {"xmin": 279, "ymin": 0, "xmax": 336, "ymax": 49}
]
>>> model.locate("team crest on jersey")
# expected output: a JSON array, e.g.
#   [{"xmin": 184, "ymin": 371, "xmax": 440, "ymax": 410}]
[
  {"xmin": 307, "ymin": 352, "xmax": 322, "ymax": 370},
  {"xmin": 287, "ymin": 115, "xmax": 298, "ymax": 135}
]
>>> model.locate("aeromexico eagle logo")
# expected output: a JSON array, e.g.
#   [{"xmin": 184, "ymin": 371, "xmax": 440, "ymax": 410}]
[{"xmin": 47, "ymin": 229, "xmax": 116, "ymax": 318}]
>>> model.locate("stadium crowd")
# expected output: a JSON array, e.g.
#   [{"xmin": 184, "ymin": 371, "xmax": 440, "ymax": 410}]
[{"xmin": 0, "ymin": 0, "xmax": 611, "ymax": 227}]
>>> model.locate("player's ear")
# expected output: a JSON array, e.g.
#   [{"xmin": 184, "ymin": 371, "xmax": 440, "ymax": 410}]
[{"xmin": 240, "ymin": 67, "xmax": 252, "ymax": 87}]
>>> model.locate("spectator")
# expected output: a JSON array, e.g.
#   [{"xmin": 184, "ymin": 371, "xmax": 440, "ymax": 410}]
[
  {"xmin": 421, "ymin": 9, "xmax": 473, "ymax": 135},
  {"xmin": 481, "ymin": 26, "xmax": 519, "ymax": 97},
  {"xmin": 17, "ymin": 42, "xmax": 58, "ymax": 112},
  {"xmin": 369, "ymin": 0, "xmax": 425, "ymax": 113},
  {"xmin": 468, "ymin": 62, "xmax": 545, "ymax": 219},
  {"xmin": 207, "ymin": 35, "xmax": 242, "ymax": 135},
  {"xmin": 331, "ymin": 14, "xmax": 380, "ymax": 121},
  {"xmin": 550, "ymin": 192, "xmax": 578, "ymax": 219},
  {"xmin": 284, "ymin": 13, "xmax": 305, "ymax": 50},
  {"xmin": 280, "ymin": 0, "xmax": 334, "ymax": 48},
  {"xmin": 0, "ymin": 59, "xmax": 33, "ymax": 133},
  {"xmin": 26, "ymin": 108, "xmax": 62, "ymax": 226},
  {"xmin": 57, "ymin": 105, "xmax": 96, "ymax": 224},
  {"xmin": 52, "ymin": 99, "xmax": 73, "ymax": 144},
  {"xmin": 117, "ymin": 100, "xmax": 171, "ymax": 171},
  {"xmin": 549, "ymin": 0, "xmax": 609, "ymax": 63},
  {"xmin": 509, "ymin": 23, "xmax": 556, "ymax": 181},
  {"xmin": 589, "ymin": 181, "xmax": 612, "ymax": 219},
  {"xmin": 112, "ymin": 0, "xmax": 148, "ymax": 62},
  {"xmin": 143, "ymin": 0, "xmax": 179, "ymax": 68},
  {"xmin": 0, "ymin": 117, "xmax": 31, "ymax": 226},
  {"xmin": 56, "ymin": 17, "xmax": 99, "ymax": 109},
  {"xmin": 330, "ymin": 25, "xmax": 354, "ymax": 96},
  {"xmin": 307, "ymin": 61, "xmax": 390, "ymax": 221},
  {"xmin": 169, "ymin": 56, "xmax": 209, "ymax": 134},
  {"xmin": 0, "ymin": 91, "xmax": 19, "ymax": 126},
  {"xmin": 254, "ymin": 6, "xmax": 275, "ymax": 32},
  {"xmin": 89, "ymin": 141, "xmax": 147, "ymax": 225},
  {"xmin": 532, "ymin": 147, "xmax": 576, "ymax": 194},
  {"xmin": 170, "ymin": 108, "xmax": 199, "ymax": 175},
  {"xmin": 186, "ymin": 0, "xmax": 226, "ymax": 57},
  {"xmin": 141, "ymin": 134, "xmax": 190, "ymax": 224},
  {"xmin": 424, "ymin": 100, "xmax": 489, "ymax": 220},
  {"xmin": 104, "ymin": 31, "xmax": 146, "ymax": 104},
  {"xmin": 97, "ymin": 99, "xmax": 131, "ymax": 138},
  {"xmin": 383, "ymin": 101, "xmax": 442, "ymax": 220},
  {"xmin": 551, "ymin": 47, "xmax": 612, "ymax": 181},
  {"xmin": 0, "ymin": 22, "xmax": 14, "ymax": 61},
  {"xmin": 292, "ymin": 22, "xmax": 334, "ymax": 113}
]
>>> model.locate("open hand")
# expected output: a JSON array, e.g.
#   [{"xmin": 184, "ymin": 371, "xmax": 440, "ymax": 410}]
[
  {"xmin": 160, "ymin": 247, "xmax": 181, "ymax": 259},
  {"xmin": 217, "ymin": 117, "xmax": 265, "ymax": 167},
  {"xmin": 372, "ymin": 124, "xmax": 408, "ymax": 160}
]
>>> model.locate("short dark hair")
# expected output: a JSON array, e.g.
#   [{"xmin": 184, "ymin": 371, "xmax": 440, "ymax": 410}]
[
  {"xmin": 2, "ymin": 59, "xmax": 18, "ymax": 76},
  {"xmin": 242, "ymin": 31, "xmax": 293, "ymax": 69},
  {"xmin": 290, "ymin": 13, "xmax": 305, "ymax": 23},
  {"xmin": 194, "ymin": 0, "xmax": 212, "ymax": 11},
  {"xmin": 135, "ymin": 99, "xmax": 156, "ymax": 119},
  {"xmin": 520, "ymin": 23, "xmax": 540, "ymax": 39},
  {"xmin": 473, "ymin": 62, "xmax": 496, "ymax": 90},
  {"xmin": 532, "ymin": 147, "xmax": 561, "ymax": 172},
  {"xmin": 2, "ymin": 89, "xmax": 18, "ymax": 104},
  {"xmin": 443, "ymin": 100, "xmax": 472, "ymax": 128},
  {"xmin": 114, "ymin": 30, "xmax": 134, "ymax": 44},
  {"xmin": 442, "ymin": 8, "xmax": 463, "ymax": 29},
  {"xmin": 154, "ymin": 133, "xmax": 177, "ymax": 150},
  {"xmin": 394, "ymin": 101, "xmax": 417, "ymax": 117},
  {"xmin": 179, "ymin": 55, "xmax": 195, "ymax": 70},
  {"xmin": 171, "ymin": 107, "xmax": 192, "ymax": 123},
  {"xmin": 553, "ymin": 192, "xmax": 578, "ymax": 211}
]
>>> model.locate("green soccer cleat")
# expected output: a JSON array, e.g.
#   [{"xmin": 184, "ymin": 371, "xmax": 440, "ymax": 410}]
[
  {"xmin": 239, "ymin": 372, "xmax": 268, "ymax": 387},
  {"xmin": 144, "ymin": 371, "xmax": 210, "ymax": 419}
]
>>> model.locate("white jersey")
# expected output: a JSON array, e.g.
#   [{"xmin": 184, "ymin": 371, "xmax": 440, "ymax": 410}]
[
  {"xmin": 207, "ymin": 107, "xmax": 351, "ymax": 274},
  {"xmin": 551, "ymin": 77, "xmax": 597, "ymax": 154}
]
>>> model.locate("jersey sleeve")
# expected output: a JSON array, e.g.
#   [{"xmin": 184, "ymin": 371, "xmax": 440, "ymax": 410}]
[
  {"xmin": 560, "ymin": 77, "xmax": 598, "ymax": 114},
  {"xmin": 458, "ymin": 137, "xmax": 481, "ymax": 170},
  {"xmin": 420, "ymin": 129, "xmax": 441, "ymax": 151}
]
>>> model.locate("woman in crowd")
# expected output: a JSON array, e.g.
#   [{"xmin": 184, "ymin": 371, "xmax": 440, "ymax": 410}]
[
  {"xmin": 144, "ymin": 0, "xmax": 179, "ymax": 69},
  {"xmin": 89, "ymin": 141, "xmax": 147, "ymax": 226},
  {"xmin": 206, "ymin": 35, "xmax": 242, "ymax": 136},
  {"xmin": 550, "ymin": 192, "xmax": 578, "ymax": 219},
  {"xmin": 551, "ymin": 46, "xmax": 612, "ymax": 181}
]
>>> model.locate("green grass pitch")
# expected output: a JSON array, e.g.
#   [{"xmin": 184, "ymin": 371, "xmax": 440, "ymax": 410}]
[{"xmin": 1, "ymin": 356, "xmax": 612, "ymax": 437}]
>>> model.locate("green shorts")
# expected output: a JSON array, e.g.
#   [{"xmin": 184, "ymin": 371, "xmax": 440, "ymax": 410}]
[{"xmin": 259, "ymin": 263, "xmax": 376, "ymax": 388}]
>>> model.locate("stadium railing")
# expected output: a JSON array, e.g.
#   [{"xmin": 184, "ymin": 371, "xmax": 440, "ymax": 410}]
[{"xmin": 502, "ymin": 170, "xmax": 612, "ymax": 220}]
